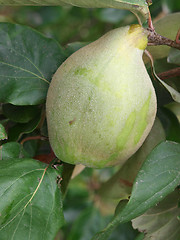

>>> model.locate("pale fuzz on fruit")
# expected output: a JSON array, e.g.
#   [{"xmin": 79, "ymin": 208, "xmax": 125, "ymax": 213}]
[{"xmin": 46, "ymin": 24, "xmax": 157, "ymax": 168}]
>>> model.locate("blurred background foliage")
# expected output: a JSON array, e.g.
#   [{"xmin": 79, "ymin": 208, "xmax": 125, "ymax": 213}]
[
  {"xmin": 0, "ymin": 1, "xmax": 179, "ymax": 239},
  {"xmin": 0, "ymin": 0, "xmax": 179, "ymax": 46}
]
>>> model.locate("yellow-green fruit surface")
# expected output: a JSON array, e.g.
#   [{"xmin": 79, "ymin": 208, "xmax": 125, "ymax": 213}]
[{"xmin": 46, "ymin": 25, "xmax": 157, "ymax": 168}]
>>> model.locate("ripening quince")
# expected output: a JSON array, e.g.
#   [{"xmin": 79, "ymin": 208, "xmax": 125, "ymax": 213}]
[{"xmin": 46, "ymin": 24, "xmax": 157, "ymax": 168}]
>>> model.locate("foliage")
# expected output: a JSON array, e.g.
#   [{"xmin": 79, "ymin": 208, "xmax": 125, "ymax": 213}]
[{"xmin": 0, "ymin": 1, "xmax": 180, "ymax": 240}]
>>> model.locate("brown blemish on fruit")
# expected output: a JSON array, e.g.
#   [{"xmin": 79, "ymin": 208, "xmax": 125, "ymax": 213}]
[{"xmin": 69, "ymin": 118, "xmax": 76, "ymax": 125}]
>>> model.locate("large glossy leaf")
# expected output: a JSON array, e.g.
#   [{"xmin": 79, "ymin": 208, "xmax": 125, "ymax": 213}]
[
  {"xmin": 0, "ymin": 22, "xmax": 66, "ymax": 105},
  {"xmin": 0, "ymin": 0, "xmax": 149, "ymax": 20},
  {"xmin": 0, "ymin": 157, "xmax": 65, "ymax": 240},
  {"xmin": 132, "ymin": 189, "xmax": 180, "ymax": 240},
  {"xmin": 92, "ymin": 141, "xmax": 180, "ymax": 240}
]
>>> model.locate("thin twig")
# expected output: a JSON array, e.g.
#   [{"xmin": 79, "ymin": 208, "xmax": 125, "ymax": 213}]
[
  {"xmin": 20, "ymin": 135, "xmax": 47, "ymax": 145},
  {"xmin": 157, "ymin": 67, "xmax": 180, "ymax": 80},
  {"xmin": 147, "ymin": 28, "xmax": 180, "ymax": 50}
]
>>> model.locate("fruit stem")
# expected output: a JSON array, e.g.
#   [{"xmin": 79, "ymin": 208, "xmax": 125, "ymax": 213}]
[{"xmin": 147, "ymin": 28, "xmax": 180, "ymax": 50}]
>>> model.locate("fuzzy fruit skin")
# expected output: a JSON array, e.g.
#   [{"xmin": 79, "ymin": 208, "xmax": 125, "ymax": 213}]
[{"xmin": 46, "ymin": 25, "xmax": 157, "ymax": 168}]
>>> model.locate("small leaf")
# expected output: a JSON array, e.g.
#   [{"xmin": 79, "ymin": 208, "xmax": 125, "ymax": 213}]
[
  {"xmin": 8, "ymin": 115, "xmax": 41, "ymax": 141},
  {"xmin": 157, "ymin": 78, "xmax": 180, "ymax": 103},
  {"xmin": 0, "ymin": 123, "xmax": 7, "ymax": 140},
  {"xmin": 132, "ymin": 189, "xmax": 180, "ymax": 240},
  {"xmin": 92, "ymin": 141, "xmax": 180, "ymax": 240},
  {"xmin": 158, "ymin": 107, "xmax": 180, "ymax": 143},
  {"xmin": 0, "ymin": 0, "xmax": 149, "ymax": 21},
  {"xmin": 145, "ymin": 50, "xmax": 180, "ymax": 103},
  {"xmin": 168, "ymin": 48, "xmax": 180, "ymax": 65},
  {"xmin": 165, "ymin": 102, "xmax": 180, "ymax": 122},
  {"xmin": 67, "ymin": 207, "xmax": 107, "ymax": 240},
  {"xmin": 0, "ymin": 22, "xmax": 66, "ymax": 105},
  {"xmin": 2, "ymin": 104, "xmax": 41, "ymax": 123},
  {"xmin": 61, "ymin": 162, "xmax": 75, "ymax": 196},
  {"xmin": 0, "ymin": 158, "xmax": 65, "ymax": 240},
  {"xmin": 0, "ymin": 142, "xmax": 29, "ymax": 160}
]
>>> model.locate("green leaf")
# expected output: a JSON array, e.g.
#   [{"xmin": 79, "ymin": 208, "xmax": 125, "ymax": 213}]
[
  {"xmin": 134, "ymin": 233, "xmax": 144, "ymax": 240},
  {"xmin": 0, "ymin": 123, "xmax": 7, "ymax": 140},
  {"xmin": 8, "ymin": 115, "xmax": 41, "ymax": 141},
  {"xmin": 2, "ymin": 104, "xmax": 41, "ymax": 123},
  {"xmin": 132, "ymin": 189, "xmax": 180, "ymax": 240},
  {"xmin": 168, "ymin": 48, "xmax": 180, "ymax": 65},
  {"xmin": 61, "ymin": 162, "xmax": 75, "ymax": 197},
  {"xmin": 0, "ymin": 22, "xmax": 66, "ymax": 105},
  {"xmin": 158, "ymin": 107, "xmax": 180, "ymax": 143},
  {"xmin": 156, "ymin": 78, "xmax": 180, "ymax": 103},
  {"xmin": 67, "ymin": 207, "xmax": 107, "ymax": 240},
  {"xmin": 109, "ymin": 222, "xmax": 138, "ymax": 240},
  {"xmin": 165, "ymin": 102, "xmax": 180, "ymax": 122},
  {"xmin": 23, "ymin": 138, "xmax": 38, "ymax": 158},
  {"xmin": 92, "ymin": 141, "xmax": 180, "ymax": 240},
  {"xmin": 67, "ymin": 206, "xmax": 138, "ymax": 240},
  {"xmin": 146, "ymin": 51, "xmax": 180, "ymax": 103},
  {"xmin": 0, "ymin": 0, "xmax": 149, "ymax": 21},
  {"xmin": 0, "ymin": 142, "xmax": 29, "ymax": 160},
  {"xmin": 0, "ymin": 158, "xmax": 65, "ymax": 240},
  {"xmin": 163, "ymin": 0, "xmax": 180, "ymax": 13}
]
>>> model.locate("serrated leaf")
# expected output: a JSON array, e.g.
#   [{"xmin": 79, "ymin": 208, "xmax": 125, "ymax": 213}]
[
  {"xmin": 132, "ymin": 189, "xmax": 180, "ymax": 240},
  {"xmin": 0, "ymin": 142, "xmax": 29, "ymax": 160},
  {"xmin": 0, "ymin": 0, "xmax": 149, "ymax": 21},
  {"xmin": 2, "ymin": 104, "xmax": 41, "ymax": 123},
  {"xmin": 92, "ymin": 141, "xmax": 180, "ymax": 240},
  {"xmin": 0, "ymin": 22, "xmax": 66, "ymax": 105},
  {"xmin": 0, "ymin": 123, "xmax": 7, "ymax": 140},
  {"xmin": 0, "ymin": 158, "xmax": 64, "ymax": 240}
]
